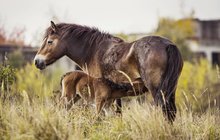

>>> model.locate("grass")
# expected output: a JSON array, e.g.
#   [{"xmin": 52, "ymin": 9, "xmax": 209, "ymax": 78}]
[
  {"xmin": 0, "ymin": 95, "xmax": 219, "ymax": 140},
  {"xmin": 0, "ymin": 61, "xmax": 219, "ymax": 140}
]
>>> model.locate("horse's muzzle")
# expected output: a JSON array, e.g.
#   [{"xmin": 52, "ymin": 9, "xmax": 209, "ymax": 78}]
[{"xmin": 35, "ymin": 59, "xmax": 46, "ymax": 70}]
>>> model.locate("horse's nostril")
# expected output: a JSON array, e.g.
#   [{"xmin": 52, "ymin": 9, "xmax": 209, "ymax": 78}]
[
  {"xmin": 34, "ymin": 59, "xmax": 46, "ymax": 69},
  {"xmin": 35, "ymin": 59, "xmax": 38, "ymax": 65},
  {"xmin": 39, "ymin": 62, "xmax": 44, "ymax": 67}
]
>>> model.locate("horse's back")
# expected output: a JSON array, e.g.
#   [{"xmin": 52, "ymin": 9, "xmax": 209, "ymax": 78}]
[
  {"xmin": 62, "ymin": 71, "xmax": 87, "ymax": 84},
  {"xmin": 136, "ymin": 36, "xmax": 174, "ymax": 47},
  {"xmin": 134, "ymin": 35, "xmax": 176, "ymax": 68}
]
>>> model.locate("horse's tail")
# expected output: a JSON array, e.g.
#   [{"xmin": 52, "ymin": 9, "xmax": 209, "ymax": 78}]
[{"xmin": 158, "ymin": 44, "xmax": 183, "ymax": 121}]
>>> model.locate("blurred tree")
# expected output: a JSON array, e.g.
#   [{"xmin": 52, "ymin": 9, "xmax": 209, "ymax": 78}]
[
  {"xmin": 0, "ymin": 21, "xmax": 27, "ymax": 71},
  {"xmin": 0, "ymin": 23, "xmax": 6, "ymax": 44},
  {"xmin": 7, "ymin": 27, "xmax": 26, "ymax": 46},
  {"xmin": 154, "ymin": 18, "xmax": 194, "ymax": 60},
  {"xmin": 0, "ymin": 65, "xmax": 16, "ymax": 92},
  {"xmin": 0, "ymin": 21, "xmax": 25, "ymax": 46},
  {"xmin": 115, "ymin": 33, "xmax": 129, "ymax": 41},
  {"xmin": 7, "ymin": 50, "xmax": 25, "ymax": 68},
  {"xmin": 115, "ymin": 33, "xmax": 139, "ymax": 42}
]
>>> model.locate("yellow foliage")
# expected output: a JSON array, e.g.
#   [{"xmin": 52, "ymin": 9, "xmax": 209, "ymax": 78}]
[
  {"xmin": 176, "ymin": 59, "xmax": 218, "ymax": 110},
  {"xmin": 155, "ymin": 17, "xmax": 194, "ymax": 60},
  {"xmin": 14, "ymin": 63, "xmax": 63, "ymax": 98},
  {"xmin": 156, "ymin": 18, "xmax": 194, "ymax": 42}
]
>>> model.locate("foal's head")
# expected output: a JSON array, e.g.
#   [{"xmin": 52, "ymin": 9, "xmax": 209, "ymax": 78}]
[{"xmin": 34, "ymin": 21, "xmax": 67, "ymax": 70}]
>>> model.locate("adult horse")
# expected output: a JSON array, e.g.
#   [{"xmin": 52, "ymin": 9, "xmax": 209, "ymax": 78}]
[{"xmin": 34, "ymin": 21, "xmax": 183, "ymax": 122}]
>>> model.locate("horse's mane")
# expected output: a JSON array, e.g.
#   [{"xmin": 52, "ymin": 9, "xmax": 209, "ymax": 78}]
[{"xmin": 45, "ymin": 23, "xmax": 123, "ymax": 46}]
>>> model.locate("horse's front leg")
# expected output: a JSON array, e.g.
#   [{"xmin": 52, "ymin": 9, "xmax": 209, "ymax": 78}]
[
  {"xmin": 115, "ymin": 99, "xmax": 122, "ymax": 114},
  {"xmin": 103, "ymin": 99, "xmax": 114, "ymax": 116}
]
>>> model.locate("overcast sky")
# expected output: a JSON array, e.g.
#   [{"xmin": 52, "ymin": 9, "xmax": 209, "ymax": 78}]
[{"xmin": 0, "ymin": 0, "xmax": 219, "ymax": 46}]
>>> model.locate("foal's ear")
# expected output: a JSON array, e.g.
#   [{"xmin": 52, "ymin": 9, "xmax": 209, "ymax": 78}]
[{"xmin": 51, "ymin": 21, "xmax": 58, "ymax": 33}]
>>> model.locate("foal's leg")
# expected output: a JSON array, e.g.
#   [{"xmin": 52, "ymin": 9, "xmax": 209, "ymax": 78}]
[
  {"xmin": 95, "ymin": 96, "xmax": 105, "ymax": 115},
  {"xmin": 73, "ymin": 94, "xmax": 81, "ymax": 103},
  {"xmin": 64, "ymin": 88, "xmax": 77, "ymax": 110}
]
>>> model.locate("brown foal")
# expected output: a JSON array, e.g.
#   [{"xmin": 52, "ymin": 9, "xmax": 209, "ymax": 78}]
[{"xmin": 60, "ymin": 70, "xmax": 147, "ymax": 114}]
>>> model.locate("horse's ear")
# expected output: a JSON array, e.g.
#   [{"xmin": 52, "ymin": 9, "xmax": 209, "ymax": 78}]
[{"xmin": 51, "ymin": 21, "xmax": 58, "ymax": 33}]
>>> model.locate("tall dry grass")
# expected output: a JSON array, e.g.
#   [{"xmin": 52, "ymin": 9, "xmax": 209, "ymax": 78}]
[
  {"xmin": 0, "ymin": 61, "xmax": 219, "ymax": 140},
  {"xmin": 0, "ymin": 96, "xmax": 219, "ymax": 139}
]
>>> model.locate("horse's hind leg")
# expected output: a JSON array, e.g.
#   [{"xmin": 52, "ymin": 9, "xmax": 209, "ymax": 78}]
[
  {"xmin": 145, "ymin": 81, "xmax": 176, "ymax": 122},
  {"xmin": 164, "ymin": 93, "xmax": 176, "ymax": 122},
  {"xmin": 141, "ymin": 60, "xmax": 165, "ymax": 106},
  {"xmin": 140, "ymin": 53, "xmax": 176, "ymax": 122}
]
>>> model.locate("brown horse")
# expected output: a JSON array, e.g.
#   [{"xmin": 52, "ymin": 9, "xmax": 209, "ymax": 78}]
[
  {"xmin": 60, "ymin": 70, "xmax": 146, "ymax": 114},
  {"xmin": 34, "ymin": 21, "xmax": 183, "ymax": 122}
]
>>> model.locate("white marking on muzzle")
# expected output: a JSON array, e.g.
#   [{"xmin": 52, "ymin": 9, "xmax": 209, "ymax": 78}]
[{"xmin": 34, "ymin": 54, "xmax": 46, "ymax": 61}]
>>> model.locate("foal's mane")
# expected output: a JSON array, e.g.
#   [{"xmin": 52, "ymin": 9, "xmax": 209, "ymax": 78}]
[{"xmin": 45, "ymin": 23, "xmax": 123, "ymax": 46}]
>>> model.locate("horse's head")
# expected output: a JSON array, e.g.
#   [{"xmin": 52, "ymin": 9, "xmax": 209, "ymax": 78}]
[{"xmin": 34, "ymin": 21, "xmax": 67, "ymax": 70}]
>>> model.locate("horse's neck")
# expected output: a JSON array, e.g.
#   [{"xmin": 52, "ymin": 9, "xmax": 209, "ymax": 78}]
[
  {"xmin": 66, "ymin": 39, "xmax": 134, "ymax": 80},
  {"xmin": 83, "ymin": 42, "xmax": 115, "ymax": 77},
  {"xmin": 65, "ymin": 39, "xmax": 90, "ymax": 64}
]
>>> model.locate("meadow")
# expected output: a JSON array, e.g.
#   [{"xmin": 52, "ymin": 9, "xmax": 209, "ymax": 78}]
[{"xmin": 0, "ymin": 60, "xmax": 220, "ymax": 140}]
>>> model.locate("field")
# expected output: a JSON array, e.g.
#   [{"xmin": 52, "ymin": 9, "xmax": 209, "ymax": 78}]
[{"xmin": 0, "ymin": 60, "xmax": 220, "ymax": 140}]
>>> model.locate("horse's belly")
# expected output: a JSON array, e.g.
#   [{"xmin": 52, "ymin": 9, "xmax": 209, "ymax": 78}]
[
  {"xmin": 117, "ymin": 61, "xmax": 140, "ymax": 80},
  {"xmin": 102, "ymin": 66, "xmax": 140, "ymax": 83},
  {"xmin": 101, "ymin": 58, "xmax": 140, "ymax": 83},
  {"xmin": 114, "ymin": 56, "xmax": 140, "ymax": 82},
  {"xmin": 94, "ymin": 43, "xmax": 140, "ymax": 83}
]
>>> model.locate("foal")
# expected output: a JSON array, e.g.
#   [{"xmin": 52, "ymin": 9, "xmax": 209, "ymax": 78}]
[{"xmin": 60, "ymin": 70, "xmax": 147, "ymax": 114}]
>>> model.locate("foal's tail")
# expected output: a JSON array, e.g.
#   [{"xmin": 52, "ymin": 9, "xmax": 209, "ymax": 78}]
[{"xmin": 158, "ymin": 44, "xmax": 183, "ymax": 121}]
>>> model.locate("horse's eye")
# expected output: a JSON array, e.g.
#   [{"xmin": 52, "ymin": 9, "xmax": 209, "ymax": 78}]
[{"xmin": 48, "ymin": 40, "xmax": 53, "ymax": 45}]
